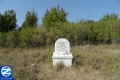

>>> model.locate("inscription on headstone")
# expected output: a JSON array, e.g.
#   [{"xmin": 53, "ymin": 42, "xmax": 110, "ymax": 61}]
[{"xmin": 57, "ymin": 42, "xmax": 68, "ymax": 51}]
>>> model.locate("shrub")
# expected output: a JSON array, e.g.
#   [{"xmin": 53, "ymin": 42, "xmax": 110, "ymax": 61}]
[
  {"xmin": 6, "ymin": 30, "xmax": 20, "ymax": 47},
  {"xmin": 19, "ymin": 27, "xmax": 35, "ymax": 47},
  {"xmin": 0, "ymin": 33, "xmax": 7, "ymax": 47}
]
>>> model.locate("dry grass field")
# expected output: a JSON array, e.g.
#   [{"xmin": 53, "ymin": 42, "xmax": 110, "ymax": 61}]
[{"xmin": 0, "ymin": 44, "xmax": 120, "ymax": 80}]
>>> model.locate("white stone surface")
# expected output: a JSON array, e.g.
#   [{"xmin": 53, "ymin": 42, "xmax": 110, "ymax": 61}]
[{"xmin": 52, "ymin": 38, "xmax": 73, "ymax": 67}]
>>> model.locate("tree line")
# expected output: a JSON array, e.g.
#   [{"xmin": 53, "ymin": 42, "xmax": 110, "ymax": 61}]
[{"xmin": 0, "ymin": 5, "xmax": 120, "ymax": 47}]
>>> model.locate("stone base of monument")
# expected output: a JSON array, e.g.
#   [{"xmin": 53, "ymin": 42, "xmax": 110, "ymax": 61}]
[
  {"xmin": 52, "ymin": 53, "xmax": 73, "ymax": 67},
  {"xmin": 52, "ymin": 38, "xmax": 73, "ymax": 67}
]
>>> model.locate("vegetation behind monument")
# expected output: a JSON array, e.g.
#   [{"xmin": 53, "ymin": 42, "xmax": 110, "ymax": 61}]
[{"xmin": 0, "ymin": 6, "xmax": 120, "ymax": 47}]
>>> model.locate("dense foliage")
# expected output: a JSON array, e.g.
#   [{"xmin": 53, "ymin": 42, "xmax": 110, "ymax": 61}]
[
  {"xmin": 42, "ymin": 5, "xmax": 68, "ymax": 30},
  {"xmin": 0, "ymin": 6, "xmax": 120, "ymax": 47},
  {"xmin": 0, "ymin": 10, "xmax": 17, "ymax": 32},
  {"xmin": 21, "ymin": 10, "xmax": 38, "ymax": 29}
]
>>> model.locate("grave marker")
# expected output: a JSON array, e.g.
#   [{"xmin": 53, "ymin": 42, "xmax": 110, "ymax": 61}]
[{"xmin": 52, "ymin": 38, "xmax": 73, "ymax": 67}]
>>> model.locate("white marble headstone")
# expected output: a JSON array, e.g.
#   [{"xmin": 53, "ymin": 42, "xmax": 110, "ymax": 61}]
[
  {"xmin": 52, "ymin": 38, "xmax": 73, "ymax": 67},
  {"xmin": 55, "ymin": 38, "xmax": 70, "ymax": 55}
]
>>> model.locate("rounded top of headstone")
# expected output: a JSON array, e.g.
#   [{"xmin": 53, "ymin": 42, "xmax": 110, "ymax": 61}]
[
  {"xmin": 55, "ymin": 38, "xmax": 70, "ymax": 54},
  {"xmin": 56, "ymin": 38, "xmax": 69, "ymax": 42}
]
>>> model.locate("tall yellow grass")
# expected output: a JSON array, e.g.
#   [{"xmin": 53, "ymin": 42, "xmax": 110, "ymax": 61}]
[{"xmin": 0, "ymin": 44, "xmax": 120, "ymax": 80}]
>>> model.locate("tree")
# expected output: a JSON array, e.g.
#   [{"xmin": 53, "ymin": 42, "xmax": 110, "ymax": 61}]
[
  {"xmin": 42, "ymin": 5, "xmax": 68, "ymax": 29},
  {"xmin": 0, "ymin": 14, "xmax": 4, "ymax": 31},
  {"xmin": 101, "ymin": 13, "xmax": 118, "ymax": 21},
  {"xmin": 99, "ymin": 13, "xmax": 119, "ymax": 44},
  {"xmin": 0, "ymin": 10, "xmax": 17, "ymax": 32},
  {"xmin": 21, "ymin": 9, "xmax": 38, "ymax": 28}
]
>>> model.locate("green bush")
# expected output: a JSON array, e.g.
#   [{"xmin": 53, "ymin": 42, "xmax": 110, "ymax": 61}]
[
  {"xmin": 6, "ymin": 30, "xmax": 20, "ymax": 47},
  {"xmin": 19, "ymin": 28, "xmax": 32, "ymax": 47},
  {"xmin": 20, "ymin": 26, "xmax": 48, "ymax": 47},
  {"xmin": 0, "ymin": 33, "xmax": 7, "ymax": 47}
]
